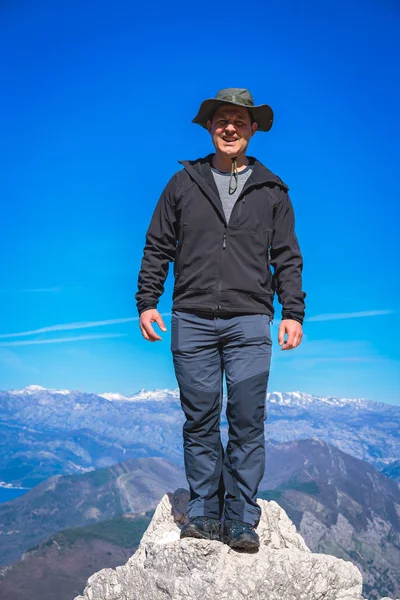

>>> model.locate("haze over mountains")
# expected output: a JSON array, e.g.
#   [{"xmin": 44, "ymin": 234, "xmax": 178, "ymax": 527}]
[{"xmin": 1, "ymin": 385, "xmax": 399, "ymax": 488}]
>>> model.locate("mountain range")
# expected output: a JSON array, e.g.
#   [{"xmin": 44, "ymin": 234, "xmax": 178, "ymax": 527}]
[
  {"xmin": 0, "ymin": 439, "xmax": 399, "ymax": 599},
  {"xmin": 0, "ymin": 385, "xmax": 399, "ymax": 599},
  {"xmin": 0, "ymin": 385, "xmax": 399, "ymax": 488}
]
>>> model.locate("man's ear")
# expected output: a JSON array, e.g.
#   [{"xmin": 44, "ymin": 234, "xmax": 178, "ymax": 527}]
[
  {"xmin": 251, "ymin": 122, "xmax": 258, "ymax": 136},
  {"xmin": 206, "ymin": 119, "xmax": 212, "ymax": 133}
]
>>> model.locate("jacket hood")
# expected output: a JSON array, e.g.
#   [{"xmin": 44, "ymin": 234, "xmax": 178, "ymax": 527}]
[{"xmin": 178, "ymin": 154, "xmax": 289, "ymax": 192}]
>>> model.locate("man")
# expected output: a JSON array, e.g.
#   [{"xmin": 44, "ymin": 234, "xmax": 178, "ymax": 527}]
[{"xmin": 135, "ymin": 88, "xmax": 306, "ymax": 551}]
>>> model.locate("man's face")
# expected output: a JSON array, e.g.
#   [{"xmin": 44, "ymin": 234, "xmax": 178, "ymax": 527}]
[{"xmin": 207, "ymin": 104, "xmax": 257, "ymax": 158}]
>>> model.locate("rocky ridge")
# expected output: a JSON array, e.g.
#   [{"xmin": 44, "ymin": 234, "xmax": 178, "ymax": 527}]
[{"xmin": 74, "ymin": 488, "xmax": 391, "ymax": 600}]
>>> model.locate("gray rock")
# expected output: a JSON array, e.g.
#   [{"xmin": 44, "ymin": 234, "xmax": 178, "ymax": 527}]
[{"xmin": 75, "ymin": 488, "xmax": 366, "ymax": 600}]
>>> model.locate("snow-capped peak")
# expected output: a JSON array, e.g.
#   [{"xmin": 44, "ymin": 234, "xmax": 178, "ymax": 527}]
[
  {"xmin": 5, "ymin": 386, "xmax": 379, "ymax": 410},
  {"xmin": 266, "ymin": 391, "xmax": 373, "ymax": 409},
  {"xmin": 99, "ymin": 388, "xmax": 181, "ymax": 402},
  {"xmin": 98, "ymin": 392, "xmax": 130, "ymax": 402},
  {"xmin": 9, "ymin": 385, "xmax": 71, "ymax": 396}
]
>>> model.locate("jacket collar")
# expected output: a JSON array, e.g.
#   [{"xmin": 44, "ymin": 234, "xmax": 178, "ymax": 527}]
[
  {"xmin": 179, "ymin": 153, "xmax": 289, "ymax": 192},
  {"xmin": 178, "ymin": 154, "xmax": 288, "ymax": 226}
]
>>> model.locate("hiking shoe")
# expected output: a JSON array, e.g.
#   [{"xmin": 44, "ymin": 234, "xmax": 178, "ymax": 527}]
[
  {"xmin": 180, "ymin": 516, "xmax": 222, "ymax": 541},
  {"xmin": 222, "ymin": 519, "xmax": 260, "ymax": 550}
]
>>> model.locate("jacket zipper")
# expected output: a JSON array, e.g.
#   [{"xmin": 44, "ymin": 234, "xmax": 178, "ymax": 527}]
[
  {"xmin": 217, "ymin": 186, "xmax": 249, "ymax": 310},
  {"xmin": 216, "ymin": 231, "xmax": 226, "ymax": 310}
]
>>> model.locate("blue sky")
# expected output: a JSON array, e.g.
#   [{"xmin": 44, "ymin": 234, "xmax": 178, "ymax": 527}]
[{"xmin": 0, "ymin": 0, "xmax": 399, "ymax": 404}]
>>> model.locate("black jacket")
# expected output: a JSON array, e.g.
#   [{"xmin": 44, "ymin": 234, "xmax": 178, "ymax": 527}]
[{"xmin": 135, "ymin": 154, "xmax": 306, "ymax": 324}]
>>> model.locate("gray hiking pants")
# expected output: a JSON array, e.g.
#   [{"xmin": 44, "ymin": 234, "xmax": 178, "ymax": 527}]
[{"xmin": 171, "ymin": 309, "xmax": 273, "ymax": 527}]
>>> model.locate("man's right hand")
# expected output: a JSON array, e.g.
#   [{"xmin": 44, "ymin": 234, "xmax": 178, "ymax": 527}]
[{"xmin": 139, "ymin": 308, "xmax": 167, "ymax": 342}]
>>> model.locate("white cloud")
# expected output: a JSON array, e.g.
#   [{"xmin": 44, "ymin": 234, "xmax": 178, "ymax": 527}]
[
  {"xmin": 306, "ymin": 309, "xmax": 394, "ymax": 322},
  {"xmin": 0, "ymin": 333, "xmax": 128, "ymax": 347},
  {"xmin": 0, "ymin": 312, "xmax": 172, "ymax": 340},
  {"xmin": 0, "ymin": 317, "xmax": 138, "ymax": 339},
  {"xmin": 270, "ymin": 337, "xmax": 383, "ymax": 367}
]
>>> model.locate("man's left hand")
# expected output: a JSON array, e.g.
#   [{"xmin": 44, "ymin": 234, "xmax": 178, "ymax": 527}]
[{"xmin": 278, "ymin": 319, "xmax": 303, "ymax": 350}]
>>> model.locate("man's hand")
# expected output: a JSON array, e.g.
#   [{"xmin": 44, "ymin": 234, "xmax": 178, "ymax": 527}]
[
  {"xmin": 278, "ymin": 319, "xmax": 303, "ymax": 350},
  {"xmin": 139, "ymin": 309, "xmax": 167, "ymax": 342}
]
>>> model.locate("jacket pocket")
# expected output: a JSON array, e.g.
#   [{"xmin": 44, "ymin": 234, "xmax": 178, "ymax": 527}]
[
  {"xmin": 174, "ymin": 223, "xmax": 187, "ymax": 278},
  {"xmin": 264, "ymin": 228, "xmax": 272, "ymax": 268}
]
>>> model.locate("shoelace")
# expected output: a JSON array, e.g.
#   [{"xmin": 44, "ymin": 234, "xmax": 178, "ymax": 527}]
[
  {"xmin": 192, "ymin": 516, "xmax": 220, "ymax": 531},
  {"xmin": 225, "ymin": 519, "xmax": 254, "ymax": 534}
]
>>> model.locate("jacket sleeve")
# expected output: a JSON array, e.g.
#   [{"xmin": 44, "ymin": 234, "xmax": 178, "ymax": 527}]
[
  {"xmin": 269, "ymin": 187, "xmax": 306, "ymax": 325},
  {"xmin": 135, "ymin": 174, "xmax": 178, "ymax": 316}
]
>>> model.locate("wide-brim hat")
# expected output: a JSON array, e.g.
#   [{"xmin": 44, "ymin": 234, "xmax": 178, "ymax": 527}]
[{"xmin": 192, "ymin": 88, "xmax": 274, "ymax": 132}]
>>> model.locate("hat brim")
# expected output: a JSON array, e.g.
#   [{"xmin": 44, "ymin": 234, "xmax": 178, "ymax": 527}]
[{"xmin": 192, "ymin": 98, "xmax": 274, "ymax": 132}]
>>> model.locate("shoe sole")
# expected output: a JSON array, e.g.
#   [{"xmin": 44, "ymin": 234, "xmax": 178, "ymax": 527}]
[{"xmin": 223, "ymin": 534, "xmax": 260, "ymax": 550}]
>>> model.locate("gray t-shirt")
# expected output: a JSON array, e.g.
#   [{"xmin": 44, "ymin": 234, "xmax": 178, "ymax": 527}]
[{"xmin": 211, "ymin": 164, "xmax": 253, "ymax": 226}]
